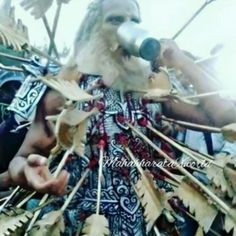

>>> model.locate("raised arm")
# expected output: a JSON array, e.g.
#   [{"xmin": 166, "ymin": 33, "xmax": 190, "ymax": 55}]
[{"xmin": 160, "ymin": 39, "xmax": 236, "ymax": 127}]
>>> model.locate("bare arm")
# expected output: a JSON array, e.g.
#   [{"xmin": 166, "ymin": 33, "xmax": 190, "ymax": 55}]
[
  {"xmin": 0, "ymin": 171, "xmax": 12, "ymax": 189},
  {"xmin": 160, "ymin": 39, "xmax": 236, "ymax": 127},
  {"xmin": 8, "ymin": 90, "xmax": 68, "ymax": 195}
]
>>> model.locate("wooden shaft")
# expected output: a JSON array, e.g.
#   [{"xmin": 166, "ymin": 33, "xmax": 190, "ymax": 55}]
[
  {"xmin": 161, "ymin": 116, "xmax": 221, "ymax": 133},
  {"xmin": 147, "ymin": 125, "xmax": 222, "ymax": 168},
  {"xmin": 61, "ymin": 169, "xmax": 90, "ymax": 212},
  {"xmin": 96, "ymin": 147, "xmax": 104, "ymax": 215},
  {"xmin": 127, "ymin": 123, "xmax": 230, "ymax": 213}
]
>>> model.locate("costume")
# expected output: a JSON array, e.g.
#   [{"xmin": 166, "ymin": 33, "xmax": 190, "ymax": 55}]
[
  {"xmin": 0, "ymin": 59, "xmax": 58, "ymax": 172},
  {"xmin": 41, "ymin": 75, "xmax": 170, "ymax": 236}
]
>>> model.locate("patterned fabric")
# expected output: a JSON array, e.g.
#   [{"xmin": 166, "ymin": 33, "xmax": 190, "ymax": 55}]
[
  {"xmin": 7, "ymin": 58, "xmax": 59, "ymax": 122},
  {"xmin": 43, "ymin": 75, "xmax": 167, "ymax": 236},
  {"xmin": 8, "ymin": 75, "xmax": 47, "ymax": 122},
  {"xmin": 0, "ymin": 69, "xmax": 24, "ymax": 122}
]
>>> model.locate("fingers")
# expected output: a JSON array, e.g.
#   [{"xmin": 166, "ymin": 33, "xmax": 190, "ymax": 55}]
[
  {"xmin": 52, "ymin": 170, "xmax": 70, "ymax": 196},
  {"xmin": 24, "ymin": 165, "xmax": 69, "ymax": 196},
  {"xmin": 33, "ymin": 170, "xmax": 69, "ymax": 196},
  {"xmin": 27, "ymin": 154, "xmax": 48, "ymax": 167}
]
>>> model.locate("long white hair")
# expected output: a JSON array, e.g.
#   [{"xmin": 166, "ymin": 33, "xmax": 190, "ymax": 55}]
[{"xmin": 73, "ymin": 0, "xmax": 152, "ymax": 92}]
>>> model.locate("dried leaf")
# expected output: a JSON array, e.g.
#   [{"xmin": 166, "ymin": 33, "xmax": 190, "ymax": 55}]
[
  {"xmin": 20, "ymin": 0, "xmax": 53, "ymax": 19},
  {"xmin": 135, "ymin": 171, "xmax": 165, "ymax": 233},
  {"xmin": 224, "ymin": 163, "xmax": 236, "ymax": 204},
  {"xmin": 56, "ymin": 108, "xmax": 98, "ymax": 151},
  {"xmin": 57, "ymin": 122, "xmax": 73, "ymax": 148},
  {"xmin": 222, "ymin": 123, "xmax": 236, "ymax": 142},
  {"xmin": 42, "ymin": 76, "xmax": 98, "ymax": 102},
  {"xmin": 60, "ymin": 108, "xmax": 98, "ymax": 127},
  {"xmin": 0, "ymin": 208, "xmax": 33, "ymax": 235},
  {"xmin": 73, "ymin": 119, "xmax": 89, "ymax": 156},
  {"xmin": 141, "ymin": 89, "xmax": 198, "ymax": 105},
  {"xmin": 176, "ymin": 178, "xmax": 218, "ymax": 232},
  {"xmin": 148, "ymin": 71, "xmax": 172, "ymax": 91},
  {"xmin": 206, "ymin": 155, "xmax": 234, "ymax": 198},
  {"xmin": 224, "ymin": 209, "xmax": 236, "ymax": 236},
  {"xmin": 58, "ymin": 62, "xmax": 82, "ymax": 82},
  {"xmin": 81, "ymin": 214, "xmax": 110, "ymax": 236},
  {"xmin": 0, "ymin": 9, "xmax": 29, "ymax": 50},
  {"xmin": 28, "ymin": 210, "xmax": 65, "ymax": 236}
]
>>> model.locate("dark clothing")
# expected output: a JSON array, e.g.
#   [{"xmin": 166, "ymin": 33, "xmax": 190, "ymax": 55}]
[{"xmin": 0, "ymin": 113, "xmax": 27, "ymax": 173}]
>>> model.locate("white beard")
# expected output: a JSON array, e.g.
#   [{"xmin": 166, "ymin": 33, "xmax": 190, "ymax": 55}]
[{"xmin": 75, "ymin": 32, "xmax": 152, "ymax": 92}]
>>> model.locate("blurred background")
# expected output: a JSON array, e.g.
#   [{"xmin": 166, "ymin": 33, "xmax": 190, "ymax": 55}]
[
  {"xmin": 0, "ymin": 0, "xmax": 235, "ymax": 90},
  {"xmin": 10, "ymin": 0, "xmax": 236, "ymax": 58}
]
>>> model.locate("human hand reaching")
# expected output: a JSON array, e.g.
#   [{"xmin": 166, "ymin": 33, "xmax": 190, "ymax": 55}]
[{"xmin": 9, "ymin": 154, "xmax": 69, "ymax": 196}]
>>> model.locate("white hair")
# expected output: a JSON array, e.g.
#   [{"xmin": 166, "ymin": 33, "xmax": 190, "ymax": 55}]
[{"xmin": 73, "ymin": 0, "xmax": 151, "ymax": 92}]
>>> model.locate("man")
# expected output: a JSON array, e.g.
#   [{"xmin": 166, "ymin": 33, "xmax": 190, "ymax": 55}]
[{"xmin": 5, "ymin": 0, "xmax": 236, "ymax": 235}]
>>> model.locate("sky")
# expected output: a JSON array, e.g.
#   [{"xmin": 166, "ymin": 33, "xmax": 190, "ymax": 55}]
[{"xmin": 10, "ymin": 0, "xmax": 236, "ymax": 59}]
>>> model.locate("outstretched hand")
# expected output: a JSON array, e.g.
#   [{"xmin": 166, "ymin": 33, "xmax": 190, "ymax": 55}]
[{"xmin": 9, "ymin": 154, "xmax": 69, "ymax": 196}]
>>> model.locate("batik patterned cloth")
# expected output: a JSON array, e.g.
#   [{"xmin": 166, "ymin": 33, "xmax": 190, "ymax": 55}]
[
  {"xmin": 42, "ymin": 75, "xmax": 169, "ymax": 236},
  {"xmin": 7, "ymin": 59, "xmax": 59, "ymax": 122}
]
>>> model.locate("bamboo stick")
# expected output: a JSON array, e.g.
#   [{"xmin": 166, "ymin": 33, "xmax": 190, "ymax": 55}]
[
  {"xmin": 16, "ymin": 192, "xmax": 36, "ymax": 209},
  {"xmin": 161, "ymin": 116, "xmax": 221, "ymax": 133},
  {"xmin": 25, "ymin": 147, "xmax": 74, "ymax": 233},
  {"xmin": 147, "ymin": 125, "xmax": 222, "ymax": 168},
  {"xmin": 189, "ymin": 166, "xmax": 206, "ymax": 174},
  {"xmin": 47, "ymin": 2, "xmax": 62, "ymax": 58},
  {"xmin": 42, "ymin": 16, "xmax": 59, "ymax": 59},
  {"xmin": 26, "ymin": 45, "xmax": 62, "ymax": 66},
  {"xmin": 125, "ymin": 147, "xmax": 181, "ymax": 184},
  {"xmin": 0, "ymin": 63, "xmax": 24, "ymax": 72},
  {"xmin": 154, "ymin": 226, "xmax": 161, "ymax": 236},
  {"xmin": 188, "ymin": 149, "xmax": 214, "ymax": 163},
  {"xmin": 0, "ymin": 186, "xmax": 20, "ymax": 213},
  {"xmin": 15, "ymin": 152, "xmax": 58, "ymax": 209},
  {"xmin": 96, "ymin": 146, "xmax": 104, "ymax": 215},
  {"xmin": 172, "ymin": 138, "xmax": 215, "ymax": 160},
  {"xmin": 172, "ymin": 0, "xmax": 215, "ymax": 39},
  {"xmin": 127, "ymin": 123, "xmax": 231, "ymax": 214},
  {"xmin": 131, "ymin": 182, "xmax": 164, "ymax": 236},
  {"xmin": 61, "ymin": 169, "xmax": 90, "ymax": 212},
  {"xmin": 183, "ymin": 90, "xmax": 228, "ymax": 100},
  {"xmin": 0, "ymin": 52, "xmax": 30, "ymax": 63},
  {"xmin": 27, "ymin": 169, "xmax": 90, "ymax": 235}
]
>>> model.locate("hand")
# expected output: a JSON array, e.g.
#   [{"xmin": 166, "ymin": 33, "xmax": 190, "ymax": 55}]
[
  {"xmin": 158, "ymin": 39, "xmax": 190, "ymax": 69},
  {"xmin": 9, "ymin": 154, "xmax": 69, "ymax": 196},
  {"xmin": 222, "ymin": 123, "xmax": 236, "ymax": 142}
]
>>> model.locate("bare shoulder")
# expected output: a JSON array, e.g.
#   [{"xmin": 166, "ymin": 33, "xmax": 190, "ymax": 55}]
[{"xmin": 42, "ymin": 89, "xmax": 66, "ymax": 116}]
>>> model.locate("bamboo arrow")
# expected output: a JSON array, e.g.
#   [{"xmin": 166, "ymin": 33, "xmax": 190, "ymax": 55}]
[
  {"xmin": 161, "ymin": 116, "xmax": 221, "ymax": 133},
  {"xmin": 127, "ymin": 123, "xmax": 231, "ymax": 214},
  {"xmin": 147, "ymin": 125, "xmax": 222, "ymax": 168},
  {"xmin": 172, "ymin": 0, "xmax": 216, "ymax": 39}
]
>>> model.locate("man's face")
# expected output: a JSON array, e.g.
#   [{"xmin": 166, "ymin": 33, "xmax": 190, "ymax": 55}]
[
  {"xmin": 75, "ymin": 0, "xmax": 151, "ymax": 91},
  {"xmin": 100, "ymin": 0, "xmax": 140, "ymax": 55}
]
